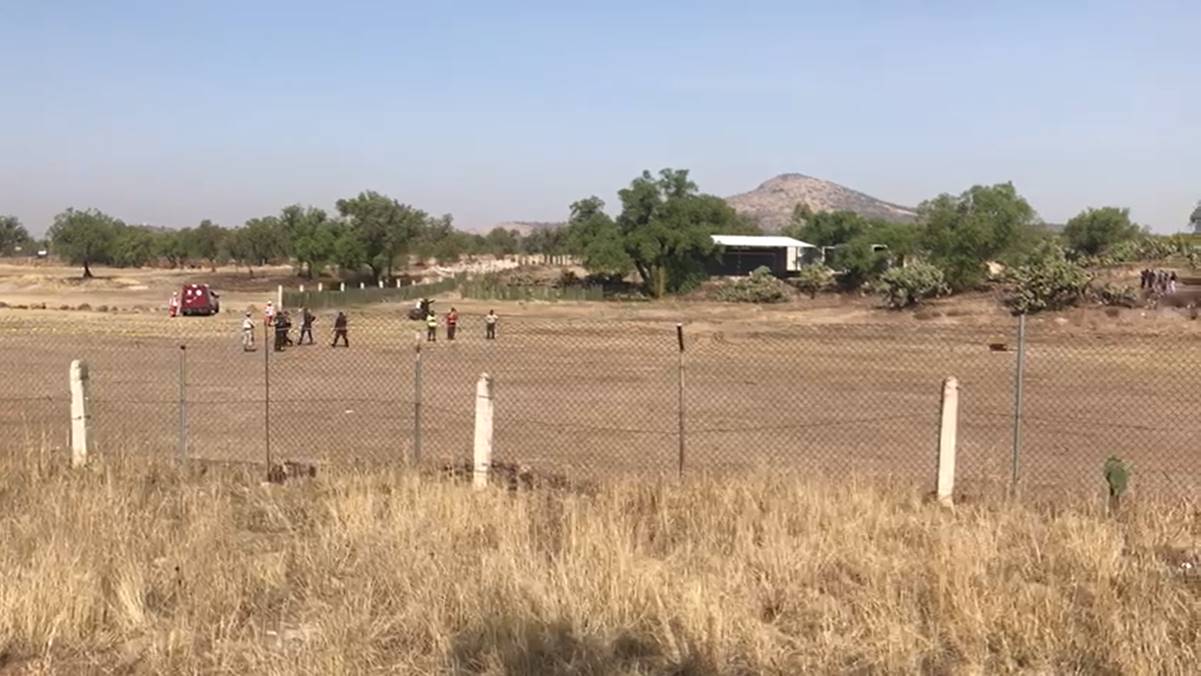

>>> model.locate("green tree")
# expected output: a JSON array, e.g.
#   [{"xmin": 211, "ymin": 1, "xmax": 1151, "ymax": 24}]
[
  {"xmin": 0, "ymin": 215, "xmax": 33, "ymax": 256},
  {"xmin": 279, "ymin": 205, "xmax": 336, "ymax": 278},
  {"xmin": 237, "ymin": 216, "xmax": 287, "ymax": 274},
  {"xmin": 579, "ymin": 168, "xmax": 742, "ymax": 297},
  {"xmin": 187, "ymin": 219, "xmax": 228, "ymax": 271},
  {"xmin": 1062, "ymin": 207, "xmax": 1140, "ymax": 256},
  {"xmin": 335, "ymin": 191, "xmax": 427, "ymax": 281},
  {"xmin": 564, "ymin": 197, "xmax": 632, "ymax": 277},
  {"xmin": 791, "ymin": 263, "xmax": 832, "ymax": 299},
  {"xmin": 522, "ymin": 226, "xmax": 567, "ymax": 256},
  {"xmin": 484, "ymin": 226, "xmax": 521, "ymax": 256},
  {"xmin": 876, "ymin": 262, "xmax": 949, "ymax": 308},
  {"xmin": 1190, "ymin": 202, "xmax": 1201, "ymax": 234},
  {"xmin": 110, "ymin": 226, "xmax": 157, "ymax": 268},
  {"xmin": 1006, "ymin": 244, "xmax": 1091, "ymax": 314},
  {"xmin": 47, "ymin": 208, "xmax": 122, "ymax": 277},
  {"xmin": 332, "ymin": 225, "xmax": 368, "ymax": 276},
  {"xmin": 154, "ymin": 229, "xmax": 190, "ymax": 268},
  {"xmin": 783, "ymin": 209, "xmax": 870, "ymax": 247},
  {"xmin": 918, "ymin": 182, "xmax": 1038, "ymax": 291}
]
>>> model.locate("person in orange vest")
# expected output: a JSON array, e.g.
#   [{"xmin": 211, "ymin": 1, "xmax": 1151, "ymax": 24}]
[{"xmin": 446, "ymin": 307, "xmax": 459, "ymax": 341}]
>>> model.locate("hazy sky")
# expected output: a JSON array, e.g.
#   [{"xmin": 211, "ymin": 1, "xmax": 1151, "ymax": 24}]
[{"xmin": 2, "ymin": 1, "xmax": 1197, "ymax": 234}]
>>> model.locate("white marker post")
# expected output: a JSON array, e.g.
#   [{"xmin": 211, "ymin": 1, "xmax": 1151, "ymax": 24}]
[
  {"xmin": 472, "ymin": 374, "xmax": 494, "ymax": 490},
  {"xmin": 299, "ymin": 284, "xmax": 305, "ymax": 293},
  {"xmin": 70, "ymin": 360, "xmax": 93, "ymax": 467},
  {"xmin": 340, "ymin": 282, "xmax": 346, "ymax": 292},
  {"xmin": 276, "ymin": 285, "xmax": 283, "ymax": 309},
  {"xmin": 317, "ymin": 282, "xmax": 324, "ymax": 292},
  {"xmin": 936, "ymin": 377, "xmax": 959, "ymax": 507},
  {"xmin": 378, "ymin": 280, "xmax": 384, "ymax": 289}
]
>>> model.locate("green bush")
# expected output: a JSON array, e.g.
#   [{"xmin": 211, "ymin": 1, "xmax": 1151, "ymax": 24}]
[
  {"xmin": 714, "ymin": 266, "xmax": 792, "ymax": 303},
  {"xmin": 790, "ymin": 264, "xmax": 832, "ymax": 299},
  {"xmin": 1090, "ymin": 282, "xmax": 1140, "ymax": 308},
  {"xmin": 1006, "ymin": 245, "xmax": 1091, "ymax": 314},
  {"xmin": 875, "ymin": 262, "xmax": 949, "ymax": 309}
]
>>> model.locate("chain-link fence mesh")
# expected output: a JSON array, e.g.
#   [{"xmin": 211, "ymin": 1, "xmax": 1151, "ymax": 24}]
[{"xmin": 1, "ymin": 310, "xmax": 1198, "ymax": 497}]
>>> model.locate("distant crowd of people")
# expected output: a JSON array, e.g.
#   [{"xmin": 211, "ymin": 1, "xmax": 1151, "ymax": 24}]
[
  {"xmin": 236, "ymin": 300, "xmax": 499, "ymax": 352},
  {"xmin": 1141, "ymin": 269, "xmax": 1178, "ymax": 295}
]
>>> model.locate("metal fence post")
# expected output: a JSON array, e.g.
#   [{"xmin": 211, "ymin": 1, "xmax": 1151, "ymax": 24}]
[
  {"xmin": 413, "ymin": 332, "xmax": 423, "ymax": 466},
  {"xmin": 178, "ymin": 344, "xmax": 188, "ymax": 462},
  {"xmin": 264, "ymin": 321, "xmax": 272, "ymax": 473},
  {"xmin": 676, "ymin": 323, "xmax": 686, "ymax": 479},
  {"xmin": 1010, "ymin": 313, "xmax": 1027, "ymax": 496}
]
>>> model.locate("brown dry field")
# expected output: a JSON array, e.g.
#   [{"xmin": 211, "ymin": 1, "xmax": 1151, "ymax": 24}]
[{"xmin": 3, "ymin": 262, "xmax": 1200, "ymax": 497}]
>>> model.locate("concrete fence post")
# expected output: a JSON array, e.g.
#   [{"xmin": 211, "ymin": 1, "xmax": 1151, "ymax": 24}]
[
  {"xmin": 360, "ymin": 282, "xmax": 366, "ymax": 290},
  {"xmin": 936, "ymin": 377, "xmax": 959, "ymax": 507},
  {"xmin": 340, "ymin": 282, "xmax": 346, "ymax": 292},
  {"xmin": 395, "ymin": 278, "xmax": 402, "ymax": 289},
  {"xmin": 317, "ymin": 282, "xmax": 324, "ymax": 292},
  {"xmin": 299, "ymin": 284, "xmax": 305, "ymax": 293},
  {"xmin": 378, "ymin": 280, "xmax": 384, "ymax": 289},
  {"xmin": 473, "ymin": 373, "xmax": 494, "ymax": 490},
  {"xmin": 276, "ymin": 285, "xmax": 283, "ymax": 308},
  {"xmin": 70, "ymin": 360, "xmax": 92, "ymax": 467}
]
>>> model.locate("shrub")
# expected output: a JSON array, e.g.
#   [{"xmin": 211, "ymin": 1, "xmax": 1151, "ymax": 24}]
[
  {"xmin": 1090, "ymin": 282, "xmax": 1140, "ymax": 308},
  {"xmin": 790, "ymin": 264, "xmax": 832, "ymax": 299},
  {"xmin": 713, "ymin": 266, "xmax": 792, "ymax": 304},
  {"xmin": 1006, "ymin": 246, "xmax": 1091, "ymax": 314},
  {"xmin": 875, "ymin": 262, "xmax": 949, "ymax": 309}
]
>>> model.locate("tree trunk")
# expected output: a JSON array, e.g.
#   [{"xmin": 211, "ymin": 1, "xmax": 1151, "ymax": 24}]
[
  {"xmin": 654, "ymin": 266, "xmax": 666, "ymax": 298},
  {"xmin": 82, "ymin": 261, "xmax": 93, "ymax": 279}
]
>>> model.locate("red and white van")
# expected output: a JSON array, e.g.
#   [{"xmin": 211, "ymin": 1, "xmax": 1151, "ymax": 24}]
[{"xmin": 179, "ymin": 283, "xmax": 221, "ymax": 316}]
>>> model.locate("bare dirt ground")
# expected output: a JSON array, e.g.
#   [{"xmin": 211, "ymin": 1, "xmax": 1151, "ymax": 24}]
[{"xmin": 3, "ymin": 261, "xmax": 1200, "ymax": 497}]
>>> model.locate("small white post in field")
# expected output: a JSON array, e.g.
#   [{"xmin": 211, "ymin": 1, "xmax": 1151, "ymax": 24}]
[
  {"xmin": 317, "ymin": 282, "xmax": 324, "ymax": 292},
  {"xmin": 340, "ymin": 282, "xmax": 346, "ymax": 292},
  {"xmin": 395, "ymin": 278, "xmax": 402, "ymax": 288},
  {"xmin": 936, "ymin": 377, "xmax": 959, "ymax": 507},
  {"xmin": 359, "ymin": 282, "xmax": 366, "ymax": 290},
  {"xmin": 70, "ymin": 360, "xmax": 93, "ymax": 467},
  {"xmin": 299, "ymin": 284, "xmax": 305, "ymax": 293},
  {"xmin": 276, "ymin": 285, "xmax": 283, "ymax": 308},
  {"xmin": 378, "ymin": 279, "xmax": 384, "ymax": 289},
  {"xmin": 472, "ymin": 373, "xmax": 494, "ymax": 490}
]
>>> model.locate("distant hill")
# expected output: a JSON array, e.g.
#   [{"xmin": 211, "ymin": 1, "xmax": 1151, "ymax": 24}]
[{"xmin": 725, "ymin": 173, "xmax": 918, "ymax": 231}]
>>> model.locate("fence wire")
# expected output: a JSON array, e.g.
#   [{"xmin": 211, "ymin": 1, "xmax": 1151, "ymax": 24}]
[{"xmin": 1, "ymin": 309, "xmax": 1198, "ymax": 497}]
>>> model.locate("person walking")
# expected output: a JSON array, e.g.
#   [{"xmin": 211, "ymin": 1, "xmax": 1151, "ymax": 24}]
[
  {"xmin": 1140, "ymin": 269, "xmax": 1149, "ymax": 290},
  {"xmin": 168, "ymin": 292, "xmax": 180, "ymax": 318},
  {"xmin": 264, "ymin": 301, "xmax": 277, "ymax": 327},
  {"xmin": 299, "ymin": 307, "xmax": 315, "ymax": 345},
  {"xmin": 446, "ymin": 307, "xmax": 459, "ymax": 341},
  {"xmin": 426, "ymin": 309, "xmax": 438, "ymax": 342},
  {"xmin": 273, "ymin": 310, "xmax": 290, "ymax": 352},
  {"xmin": 331, "ymin": 311, "xmax": 349, "ymax": 347},
  {"xmin": 1170, "ymin": 271, "xmax": 1179, "ymax": 295},
  {"xmin": 241, "ymin": 312, "xmax": 255, "ymax": 351},
  {"xmin": 484, "ymin": 309, "xmax": 498, "ymax": 340}
]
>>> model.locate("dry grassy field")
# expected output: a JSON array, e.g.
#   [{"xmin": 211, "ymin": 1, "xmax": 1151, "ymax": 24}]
[{"xmin": 0, "ymin": 448, "xmax": 1198, "ymax": 674}]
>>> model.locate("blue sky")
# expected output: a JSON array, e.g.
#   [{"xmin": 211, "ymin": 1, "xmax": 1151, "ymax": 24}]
[{"xmin": 1, "ymin": 1, "xmax": 1197, "ymax": 234}]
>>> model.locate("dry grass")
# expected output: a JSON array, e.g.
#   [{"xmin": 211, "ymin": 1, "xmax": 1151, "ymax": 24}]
[{"xmin": 1, "ymin": 448, "xmax": 1200, "ymax": 674}]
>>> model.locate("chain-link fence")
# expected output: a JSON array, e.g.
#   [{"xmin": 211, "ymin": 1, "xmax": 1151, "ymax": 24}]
[{"xmin": 2, "ymin": 310, "xmax": 1198, "ymax": 497}]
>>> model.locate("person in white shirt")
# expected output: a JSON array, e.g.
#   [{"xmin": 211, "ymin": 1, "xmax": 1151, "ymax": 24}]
[{"xmin": 241, "ymin": 312, "xmax": 256, "ymax": 351}]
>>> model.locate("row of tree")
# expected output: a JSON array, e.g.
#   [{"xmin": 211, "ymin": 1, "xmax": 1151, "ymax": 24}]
[
  {"xmin": 2, "ymin": 193, "xmax": 567, "ymax": 279},
  {"xmin": 564, "ymin": 168, "xmax": 1168, "ymax": 297}
]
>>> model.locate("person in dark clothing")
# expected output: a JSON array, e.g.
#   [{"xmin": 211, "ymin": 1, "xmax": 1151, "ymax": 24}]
[
  {"xmin": 1140, "ymin": 269, "xmax": 1150, "ymax": 290},
  {"xmin": 273, "ymin": 311, "xmax": 291, "ymax": 351},
  {"xmin": 299, "ymin": 308, "xmax": 315, "ymax": 345},
  {"xmin": 331, "ymin": 311, "xmax": 349, "ymax": 347}
]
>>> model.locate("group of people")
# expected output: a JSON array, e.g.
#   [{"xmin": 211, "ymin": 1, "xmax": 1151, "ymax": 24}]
[
  {"xmin": 424, "ymin": 306, "xmax": 499, "ymax": 342},
  {"xmin": 238, "ymin": 301, "xmax": 498, "ymax": 351},
  {"xmin": 1140, "ymin": 269, "xmax": 1179, "ymax": 295},
  {"xmin": 241, "ymin": 302, "xmax": 349, "ymax": 352}
]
